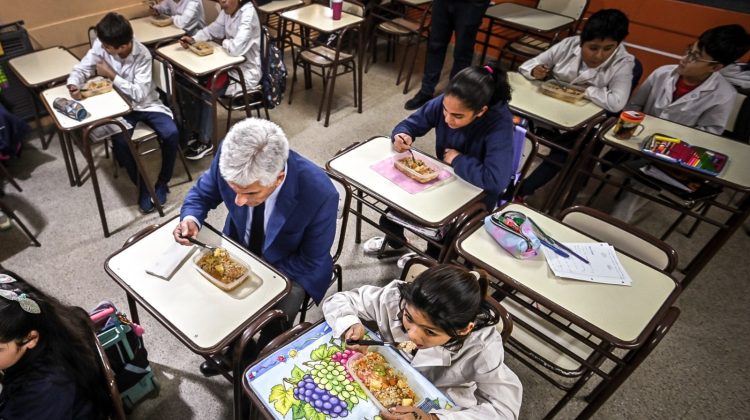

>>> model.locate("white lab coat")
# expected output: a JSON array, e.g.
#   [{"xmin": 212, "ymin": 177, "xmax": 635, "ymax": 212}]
[
  {"xmin": 153, "ymin": 0, "xmax": 206, "ymax": 35},
  {"xmin": 630, "ymin": 64, "xmax": 737, "ymax": 134},
  {"xmin": 67, "ymin": 39, "xmax": 172, "ymax": 117},
  {"xmin": 193, "ymin": 3, "xmax": 261, "ymax": 96},
  {"xmin": 518, "ymin": 36, "xmax": 635, "ymax": 112},
  {"xmin": 720, "ymin": 63, "xmax": 750, "ymax": 89},
  {"xmin": 322, "ymin": 281, "xmax": 523, "ymax": 420}
]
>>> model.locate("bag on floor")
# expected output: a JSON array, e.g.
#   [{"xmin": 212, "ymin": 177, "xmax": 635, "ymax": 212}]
[{"xmin": 261, "ymin": 28, "xmax": 287, "ymax": 109}]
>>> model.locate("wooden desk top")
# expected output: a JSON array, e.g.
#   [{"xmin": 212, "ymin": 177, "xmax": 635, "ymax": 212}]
[
  {"xmin": 40, "ymin": 84, "xmax": 131, "ymax": 131},
  {"xmin": 130, "ymin": 16, "xmax": 185, "ymax": 45},
  {"xmin": 9, "ymin": 47, "xmax": 79, "ymax": 88},
  {"xmin": 281, "ymin": 3, "xmax": 364, "ymax": 33},
  {"xmin": 486, "ymin": 3, "xmax": 574, "ymax": 33},
  {"xmin": 156, "ymin": 41, "xmax": 245, "ymax": 77}
]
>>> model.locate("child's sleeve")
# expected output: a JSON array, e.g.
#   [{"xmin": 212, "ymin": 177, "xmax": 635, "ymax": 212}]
[
  {"xmin": 433, "ymin": 364, "xmax": 523, "ymax": 420},
  {"xmin": 391, "ymin": 97, "xmax": 442, "ymax": 141},
  {"xmin": 221, "ymin": 7, "xmax": 260, "ymax": 57},
  {"xmin": 627, "ymin": 70, "xmax": 656, "ymax": 112},
  {"xmin": 194, "ymin": 13, "xmax": 226, "ymax": 42},
  {"xmin": 66, "ymin": 43, "xmax": 102, "ymax": 87},
  {"xmin": 694, "ymin": 98, "xmax": 734, "ymax": 134},
  {"xmin": 321, "ymin": 281, "xmax": 401, "ymax": 339},
  {"xmin": 517, "ymin": 39, "xmax": 565, "ymax": 80},
  {"xmin": 153, "ymin": 0, "xmax": 171, "ymax": 16},
  {"xmin": 451, "ymin": 115, "xmax": 514, "ymax": 192},
  {"xmin": 112, "ymin": 51, "xmax": 154, "ymax": 104},
  {"xmin": 172, "ymin": 0, "xmax": 202, "ymax": 30},
  {"xmin": 584, "ymin": 59, "xmax": 635, "ymax": 112}
]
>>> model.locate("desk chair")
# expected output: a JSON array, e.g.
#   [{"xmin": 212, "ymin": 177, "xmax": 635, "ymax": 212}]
[
  {"xmin": 365, "ymin": 0, "xmax": 432, "ymax": 94},
  {"xmin": 503, "ymin": 124, "xmax": 539, "ymax": 205},
  {"xmin": 299, "ymin": 170, "xmax": 352, "ymax": 322},
  {"xmin": 287, "ymin": 1, "xmax": 365, "ymax": 127},
  {"xmin": 0, "ymin": 199, "xmax": 40, "ymax": 246},
  {"xmin": 93, "ymin": 333, "xmax": 128, "ymax": 420},
  {"xmin": 400, "ymin": 256, "xmax": 514, "ymax": 342},
  {"xmin": 0, "ymin": 161, "xmax": 22, "ymax": 192}
]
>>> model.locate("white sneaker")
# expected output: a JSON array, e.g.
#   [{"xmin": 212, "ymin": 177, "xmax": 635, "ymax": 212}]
[
  {"xmin": 0, "ymin": 212, "xmax": 11, "ymax": 231},
  {"xmin": 363, "ymin": 236, "xmax": 385, "ymax": 255},
  {"xmin": 397, "ymin": 252, "xmax": 418, "ymax": 269}
]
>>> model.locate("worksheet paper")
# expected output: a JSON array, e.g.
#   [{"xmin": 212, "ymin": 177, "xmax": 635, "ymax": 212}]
[{"xmin": 542, "ymin": 242, "xmax": 632, "ymax": 286}]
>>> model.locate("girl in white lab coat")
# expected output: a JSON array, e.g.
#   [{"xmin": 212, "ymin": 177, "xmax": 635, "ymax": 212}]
[
  {"xmin": 517, "ymin": 9, "xmax": 635, "ymax": 199},
  {"xmin": 150, "ymin": 0, "xmax": 206, "ymax": 35},
  {"xmin": 322, "ymin": 265, "xmax": 523, "ymax": 420},
  {"xmin": 178, "ymin": 0, "xmax": 262, "ymax": 160}
]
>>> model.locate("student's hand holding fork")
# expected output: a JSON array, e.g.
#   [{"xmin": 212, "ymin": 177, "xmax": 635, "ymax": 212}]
[
  {"xmin": 531, "ymin": 64, "xmax": 550, "ymax": 80},
  {"xmin": 393, "ymin": 133, "xmax": 413, "ymax": 152},
  {"xmin": 179, "ymin": 36, "xmax": 195, "ymax": 49},
  {"xmin": 67, "ymin": 85, "xmax": 82, "ymax": 100}
]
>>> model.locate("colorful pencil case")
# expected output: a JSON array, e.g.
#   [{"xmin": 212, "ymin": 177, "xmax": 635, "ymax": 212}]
[
  {"xmin": 640, "ymin": 133, "xmax": 728, "ymax": 176},
  {"xmin": 484, "ymin": 211, "xmax": 541, "ymax": 259}
]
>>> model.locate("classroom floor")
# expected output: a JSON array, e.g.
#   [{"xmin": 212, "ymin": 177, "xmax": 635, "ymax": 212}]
[{"xmin": 1, "ymin": 49, "xmax": 749, "ymax": 419}]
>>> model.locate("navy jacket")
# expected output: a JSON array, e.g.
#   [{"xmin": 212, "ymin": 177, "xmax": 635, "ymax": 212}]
[
  {"xmin": 392, "ymin": 95, "xmax": 514, "ymax": 209},
  {"xmin": 180, "ymin": 148, "xmax": 338, "ymax": 303}
]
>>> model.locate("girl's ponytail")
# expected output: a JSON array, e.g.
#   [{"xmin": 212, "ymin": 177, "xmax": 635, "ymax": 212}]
[
  {"xmin": 484, "ymin": 61, "xmax": 512, "ymax": 107},
  {"xmin": 445, "ymin": 61, "xmax": 512, "ymax": 112}
]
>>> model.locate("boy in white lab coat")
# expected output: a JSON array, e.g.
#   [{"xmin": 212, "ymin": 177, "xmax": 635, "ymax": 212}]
[
  {"xmin": 611, "ymin": 24, "xmax": 750, "ymax": 222},
  {"xmin": 67, "ymin": 12, "xmax": 180, "ymax": 214},
  {"xmin": 150, "ymin": 0, "xmax": 206, "ymax": 35},
  {"xmin": 517, "ymin": 9, "xmax": 635, "ymax": 199}
]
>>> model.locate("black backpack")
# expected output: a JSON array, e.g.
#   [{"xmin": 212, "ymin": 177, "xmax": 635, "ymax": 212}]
[{"xmin": 260, "ymin": 26, "xmax": 287, "ymax": 109}]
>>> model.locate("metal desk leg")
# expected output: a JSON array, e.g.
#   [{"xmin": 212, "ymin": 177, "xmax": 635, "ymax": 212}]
[
  {"xmin": 82, "ymin": 136, "xmax": 111, "ymax": 237},
  {"xmin": 126, "ymin": 293, "xmax": 141, "ymax": 325},
  {"xmin": 58, "ymin": 131, "xmax": 76, "ymax": 187}
]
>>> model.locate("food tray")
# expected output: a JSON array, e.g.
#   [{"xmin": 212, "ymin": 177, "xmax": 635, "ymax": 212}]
[
  {"xmin": 192, "ymin": 248, "xmax": 251, "ymax": 291},
  {"xmin": 347, "ymin": 350, "xmax": 422, "ymax": 413},
  {"xmin": 81, "ymin": 77, "xmax": 113, "ymax": 98},
  {"xmin": 540, "ymin": 79, "xmax": 586, "ymax": 103},
  {"xmin": 393, "ymin": 151, "xmax": 440, "ymax": 183},
  {"xmin": 188, "ymin": 41, "xmax": 214, "ymax": 56},
  {"xmin": 150, "ymin": 15, "xmax": 173, "ymax": 27}
]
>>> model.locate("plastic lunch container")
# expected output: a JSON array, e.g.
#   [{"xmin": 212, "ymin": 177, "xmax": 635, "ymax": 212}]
[
  {"xmin": 150, "ymin": 15, "xmax": 173, "ymax": 27},
  {"xmin": 189, "ymin": 42, "xmax": 214, "ymax": 56},
  {"xmin": 539, "ymin": 79, "xmax": 586, "ymax": 103},
  {"xmin": 346, "ymin": 350, "xmax": 423, "ymax": 413},
  {"xmin": 392, "ymin": 151, "xmax": 440, "ymax": 183},
  {"xmin": 81, "ymin": 77, "xmax": 113, "ymax": 98},
  {"xmin": 192, "ymin": 249, "xmax": 251, "ymax": 291}
]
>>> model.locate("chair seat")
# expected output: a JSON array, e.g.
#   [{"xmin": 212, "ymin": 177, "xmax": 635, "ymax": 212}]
[
  {"xmin": 378, "ymin": 18, "xmax": 420, "ymax": 35},
  {"xmin": 507, "ymin": 35, "xmax": 550, "ymax": 57},
  {"xmin": 132, "ymin": 122, "xmax": 156, "ymax": 143},
  {"xmin": 299, "ymin": 46, "xmax": 353, "ymax": 66},
  {"xmin": 217, "ymin": 86, "xmax": 264, "ymax": 111},
  {"xmin": 504, "ymin": 298, "xmax": 596, "ymax": 375}
]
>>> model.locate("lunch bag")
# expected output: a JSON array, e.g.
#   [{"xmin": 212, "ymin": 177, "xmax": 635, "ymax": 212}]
[{"xmin": 484, "ymin": 210, "xmax": 541, "ymax": 259}]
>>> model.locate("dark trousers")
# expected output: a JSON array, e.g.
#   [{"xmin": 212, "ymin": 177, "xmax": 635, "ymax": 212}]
[
  {"xmin": 518, "ymin": 130, "xmax": 578, "ymax": 197},
  {"xmin": 112, "ymin": 111, "xmax": 179, "ymax": 187},
  {"xmin": 419, "ymin": 0, "xmax": 491, "ymax": 96}
]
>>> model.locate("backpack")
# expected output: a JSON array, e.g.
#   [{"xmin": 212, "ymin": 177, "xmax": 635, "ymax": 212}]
[{"xmin": 260, "ymin": 26, "xmax": 287, "ymax": 109}]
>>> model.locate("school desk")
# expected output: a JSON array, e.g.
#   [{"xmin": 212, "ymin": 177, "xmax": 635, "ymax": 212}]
[
  {"xmin": 129, "ymin": 16, "xmax": 185, "ymax": 47},
  {"xmin": 156, "ymin": 41, "xmax": 248, "ymax": 148},
  {"xmin": 280, "ymin": 3, "xmax": 365, "ymax": 126},
  {"xmin": 326, "ymin": 136, "xmax": 485, "ymax": 262},
  {"xmin": 106, "ymin": 217, "xmax": 290, "ymax": 420},
  {"xmin": 256, "ymin": 0, "xmax": 304, "ymax": 41},
  {"xmin": 242, "ymin": 320, "xmax": 453, "ymax": 420},
  {"xmin": 450, "ymin": 203, "xmax": 681, "ymax": 418},
  {"xmin": 507, "ymin": 71, "xmax": 606, "ymax": 212},
  {"xmin": 561, "ymin": 115, "xmax": 750, "ymax": 289},
  {"xmin": 8, "ymin": 46, "xmax": 80, "ymax": 149}
]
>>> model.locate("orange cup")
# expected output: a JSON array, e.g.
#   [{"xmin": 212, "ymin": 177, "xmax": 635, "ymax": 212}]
[{"xmin": 613, "ymin": 111, "xmax": 645, "ymax": 139}]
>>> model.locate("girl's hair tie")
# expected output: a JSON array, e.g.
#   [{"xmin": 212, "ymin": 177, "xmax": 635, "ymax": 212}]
[
  {"xmin": 469, "ymin": 270, "xmax": 480, "ymax": 280},
  {"xmin": 483, "ymin": 65, "xmax": 494, "ymax": 74},
  {"xmin": 0, "ymin": 289, "xmax": 41, "ymax": 314}
]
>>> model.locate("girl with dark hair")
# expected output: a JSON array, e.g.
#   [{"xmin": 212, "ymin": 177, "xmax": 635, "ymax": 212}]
[
  {"xmin": 322, "ymin": 264, "xmax": 523, "ymax": 419},
  {"xmin": 0, "ymin": 270, "xmax": 110, "ymax": 420},
  {"xmin": 365, "ymin": 62, "xmax": 515, "ymax": 257}
]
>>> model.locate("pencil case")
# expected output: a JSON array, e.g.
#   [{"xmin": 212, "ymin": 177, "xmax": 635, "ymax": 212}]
[
  {"xmin": 640, "ymin": 133, "xmax": 727, "ymax": 176},
  {"xmin": 484, "ymin": 211, "xmax": 541, "ymax": 259}
]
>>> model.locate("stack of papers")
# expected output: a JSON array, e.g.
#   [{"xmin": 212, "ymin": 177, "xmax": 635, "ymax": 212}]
[{"xmin": 542, "ymin": 242, "xmax": 632, "ymax": 286}]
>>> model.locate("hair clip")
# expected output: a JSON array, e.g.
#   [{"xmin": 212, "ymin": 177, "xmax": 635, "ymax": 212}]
[
  {"xmin": 0, "ymin": 290, "xmax": 41, "ymax": 314},
  {"xmin": 0, "ymin": 274, "xmax": 17, "ymax": 284},
  {"xmin": 483, "ymin": 65, "xmax": 494, "ymax": 74}
]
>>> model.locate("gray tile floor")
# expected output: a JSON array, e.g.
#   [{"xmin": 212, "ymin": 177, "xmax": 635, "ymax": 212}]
[{"xmin": 1, "ymin": 50, "xmax": 749, "ymax": 419}]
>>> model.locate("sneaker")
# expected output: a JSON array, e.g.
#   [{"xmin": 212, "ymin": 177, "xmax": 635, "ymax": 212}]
[
  {"xmin": 404, "ymin": 92, "xmax": 433, "ymax": 111},
  {"xmin": 0, "ymin": 212, "xmax": 11, "ymax": 231},
  {"xmin": 185, "ymin": 142, "xmax": 214, "ymax": 160},
  {"xmin": 153, "ymin": 183, "xmax": 169, "ymax": 206},
  {"xmin": 363, "ymin": 236, "xmax": 385, "ymax": 255},
  {"xmin": 397, "ymin": 252, "xmax": 418, "ymax": 269},
  {"xmin": 138, "ymin": 186, "xmax": 155, "ymax": 214}
]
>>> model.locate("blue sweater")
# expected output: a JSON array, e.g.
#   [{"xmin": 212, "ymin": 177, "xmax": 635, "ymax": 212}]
[{"xmin": 392, "ymin": 95, "xmax": 515, "ymax": 209}]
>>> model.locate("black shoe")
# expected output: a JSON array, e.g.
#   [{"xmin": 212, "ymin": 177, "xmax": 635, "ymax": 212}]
[
  {"xmin": 185, "ymin": 142, "xmax": 214, "ymax": 160},
  {"xmin": 199, "ymin": 355, "xmax": 230, "ymax": 377},
  {"xmin": 404, "ymin": 92, "xmax": 432, "ymax": 111}
]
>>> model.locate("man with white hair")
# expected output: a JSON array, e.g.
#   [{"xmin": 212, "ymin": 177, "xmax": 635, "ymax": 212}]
[{"xmin": 174, "ymin": 118, "xmax": 339, "ymax": 376}]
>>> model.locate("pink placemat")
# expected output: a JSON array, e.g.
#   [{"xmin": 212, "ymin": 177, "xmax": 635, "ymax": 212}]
[{"xmin": 371, "ymin": 156, "xmax": 453, "ymax": 194}]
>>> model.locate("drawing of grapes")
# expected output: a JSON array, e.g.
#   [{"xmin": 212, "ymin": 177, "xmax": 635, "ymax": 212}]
[{"xmin": 268, "ymin": 337, "xmax": 370, "ymax": 420}]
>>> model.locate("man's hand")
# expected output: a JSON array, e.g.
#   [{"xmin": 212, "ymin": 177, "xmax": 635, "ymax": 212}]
[
  {"xmin": 531, "ymin": 64, "xmax": 550, "ymax": 80},
  {"xmin": 67, "ymin": 84, "xmax": 82, "ymax": 100},
  {"xmin": 393, "ymin": 133, "xmax": 413, "ymax": 152},
  {"xmin": 179, "ymin": 35, "xmax": 195, "ymax": 49},
  {"xmin": 96, "ymin": 60, "xmax": 116, "ymax": 80},
  {"xmin": 443, "ymin": 148, "xmax": 460, "ymax": 165},
  {"xmin": 173, "ymin": 219, "xmax": 199, "ymax": 245},
  {"xmin": 343, "ymin": 323, "xmax": 368, "ymax": 354},
  {"xmin": 381, "ymin": 406, "xmax": 435, "ymax": 420}
]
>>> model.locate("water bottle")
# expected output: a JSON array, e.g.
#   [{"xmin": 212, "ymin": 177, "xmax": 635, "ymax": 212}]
[{"xmin": 53, "ymin": 97, "xmax": 88, "ymax": 121}]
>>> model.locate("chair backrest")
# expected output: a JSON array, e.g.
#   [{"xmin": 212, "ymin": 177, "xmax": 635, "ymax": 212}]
[
  {"xmin": 203, "ymin": 0, "xmax": 220, "ymax": 23},
  {"xmin": 537, "ymin": 0, "xmax": 589, "ymax": 20},
  {"xmin": 560, "ymin": 205, "xmax": 678, "ymax": 273},
  {"xmin": 93, "ymin": 332, "xmax": 127, "ymax": 420},
  {"xmin": 725, "ymin": 91, "xmax": 747, "ymax": 134},
  {"xmin": 343, "ymin": 0, "xmax": 366, "ymax": 17},
  {"xmin": 88, "ymin": 26, "xmax": 97, "ymax": 47},
  {"xmin": 326, "ymin": 170, "xmax": 352, "ymax": 262},
  {"xmin": 631, "ymin": 57, "xmax": 643, "ymax": 94},
  {"xmin": 499, "ymin": 125, "xmax": 538, "ymax": 204},
  {"xmin": 400, "ymin": 256, "xmax": 435, "ymax": 283}
]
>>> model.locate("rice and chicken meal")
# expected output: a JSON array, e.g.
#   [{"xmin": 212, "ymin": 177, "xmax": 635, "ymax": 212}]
[
  {"xmin": 397, "ymin": 157, "xmax": 435, "ymax": 176},
  {"xmin": 197, "ymin": 248, "xmax": 247, "ymax": 284},
  {"xmin": 351, "ymin": 352, "xmax": 417, "ymax": 408}
]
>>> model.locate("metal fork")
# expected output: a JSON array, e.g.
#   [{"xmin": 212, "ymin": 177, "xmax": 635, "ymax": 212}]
[{"xmin": 182, "ymin": 235, "xmax": 218, "ymax": 251}]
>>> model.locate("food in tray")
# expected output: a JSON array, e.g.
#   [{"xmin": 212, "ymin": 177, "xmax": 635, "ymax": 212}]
[
  {"xmin": 398, "ymin": 341, "xmax": 418, "ymax": 354},
  {"xmin": 540, "ymin": 79, "xmax": 586, "ymax": 103},
  {"xmin": 81, "ymin": 78, "xmax": 113, "ymax": 98},
  {"xmin": 394, "ymin": 156, "xmax": 439, "ymax": 183},
  {"xmin": 350, "ymin": 351, "xmax": 417, "ymax": 408},
  {"xmin": 150, "ymin": 15, "xmax": 173, "ymax": 27},
  {"xmin": 196, "ymin": 248, "xmax": 247, "ymax": 284},
  {"xmin": 189, "ymin": 41, "xmax": 214, "ymax": 56}
]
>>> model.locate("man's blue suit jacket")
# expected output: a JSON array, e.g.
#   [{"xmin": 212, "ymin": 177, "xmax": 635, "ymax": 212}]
[{"xmin": 180, "ymin": 148, "xmax": 339, "ymax": 303}]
